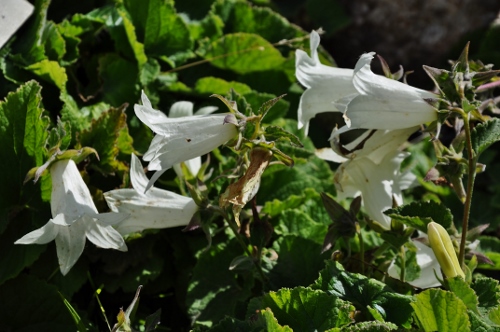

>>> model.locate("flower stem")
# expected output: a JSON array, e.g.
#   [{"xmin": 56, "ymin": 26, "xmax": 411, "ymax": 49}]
[
  {"xmin": 459, "ymin": 112, "xmax": 477, "ymax": 267},
  {"xmin": 357, "ymin": 224, "xmax": 365, "ymax": 274},
  {"xmin": 399, "ymin": 245, "xmax": 406, "ymax": 282}
]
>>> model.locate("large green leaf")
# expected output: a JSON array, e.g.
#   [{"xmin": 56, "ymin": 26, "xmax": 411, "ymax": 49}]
[
  {"xmin": 471, "ymin": 276, "xmax": 500, "ymax": 311},
  {"xmin": 194, "ymin": 76, "xmax": 252, "ymax": 95},
  {"xmin": 98, "ymin": 54, "xmax": 139, "ymax": 106},
  {"xmin": 0, "ymin": 208, "xmax": 49, "ymax": 285},
  {"xmin": 76, "ymin": 105, "xmax": 133, "ymax": 174},
  {"xmin": 0, "ymin": 81, "xmax": 49, "ymax": 217},
  {"xmin": 186, "ymin": 239, "xmax": 254, "ymax": 326},
  {"xmin": 313, "ymin": 261, "xmax": 414, "ymax": 327},
  {"xmin": 247, "ymin": 287, "xmax": 355, "ymax": 331},
  {"xmin": 203, "ymin": 308, "xmax": 293, "ymax": 332},
  {"xmin": 25, "ymin": 59, "xmax": 68, "ymax": 90},
  {"xmin": 202, "ymin": 33, "xmax": 285, "ymax": 74},
  {"xmin": 0, "ymin": 274, "xmax": 77, "ymax": 331},
  {"xmin": 214, "ymin": 1, "xmax": 303, "ymax": 43},
  {"xmin": 125, "ymin": 0, "xmax": 193, "ymax": 57},
  {"xmin": 273, "ymin": 209, "xmax": 327, "ymax": 244},
  {"xmin": 412, "ymin": 288, "xmax": 470, "ymax": 332},
  {"xmin": 472, "ymin": 118, "xmax": 500, "ymax": 157},
  {"xmin": 384, "ymin": 200, "xmax": 453, "ymax": 233},
  {"xmin": 269, "ymin": 235, "xmax": 329, "ymax": 289}
]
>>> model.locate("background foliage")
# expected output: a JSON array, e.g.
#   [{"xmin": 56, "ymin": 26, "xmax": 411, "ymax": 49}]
[{"xmin": 1, "ymin": 0, "xmax": 500, "ymax": 331}]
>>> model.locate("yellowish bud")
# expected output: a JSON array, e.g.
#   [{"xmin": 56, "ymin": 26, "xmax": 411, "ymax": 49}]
[{"xmin": 427, "ymin": 222, "xmax": 465, "ymax": 279}]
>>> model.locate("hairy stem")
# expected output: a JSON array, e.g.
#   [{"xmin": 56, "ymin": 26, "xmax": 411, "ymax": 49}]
[{"xmin": 459, "ymin": 112, "xmax": 477, "ymax": 267}]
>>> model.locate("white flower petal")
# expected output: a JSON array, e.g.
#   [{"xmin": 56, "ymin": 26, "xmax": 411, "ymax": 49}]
[
  {"xmin": 129, "ymin": 153, "xmax": 149, "ymax": 195},
  {"xmin": 169, "ymin": 101, "xmax": 194, "ymax": 118},
  {"xmin": 141, "ymin": 90, "xmax": 153, "ymax": 108},
  {"xmin": 54, "ymin": 220, "xmax": 86, "ymax": 276},
  {"xmin": 342, "ymin": 94, "xmax": 437, "ymax": 130},
  {"xmin": 143, "ymin": 135, "xmax": 167, "ymax": 163},
  {"xmin": 194, "ymin": 106, "xmax": 218, "ymax": 115},
  {"xmin": 104, "ymin": 182, "xmax": 198, "ymax": 236},
  {"xmin": 295, "ymin": 31, "xmax": 356, "ymax": 134},
  {"xmin": 388, "ymin": 240, "xmax": 442, "ymax": 288},
  {"xmin": 49, "ymin": 159, "xmax": 98, "ymax": 217},
  {"xmin": 335, "ymin": 151, "xmax": 409, "ymax": 228},
  {"xmin": 142, "ymin": 119, "xmax": 237, "ymax": 190},
  {"xmin": 315, "ymin": 147, "xmax": 348, "ymax": 163},
  {"xmin": 173, "ymin": 157, "xmax": 202, "ymax": 178},
  {"xmin": 14, "ymin": 220, "xmax": 58, "ymax": 245},
  {"xmin": 86, "ymin": 215, "xmax": 128, "ymax": 252},
  {"xmin": 353, "ymin": 53, "xmax": 437, "ymax": 100}
]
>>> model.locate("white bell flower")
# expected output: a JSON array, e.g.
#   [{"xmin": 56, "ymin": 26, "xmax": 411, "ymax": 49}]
[
  {"xmin": 15, "ymin": 159, "xmax": 128, "ymax": 275},
  {"xmin": 388, "ymin": 239, "xmax": 443, "ymax": 288},
  {"xmin": 322, "ymin": 128, "xmax": 418, "ymax": 229},
  {"xmin": 295, "ymin": 30, "xmax": 356, "ymax": 135},
  {"xmin": 134, "ymin": 91, "xmax": 239, "ymax": 191},
  {"xmin": 335, "ymin": 52, "xmax": 437, "ymax": 134},
  {"xmin": 104, "ymin": 154, "xmax": 198, "ymax": 236},
  {"xmin": 167, "ymin": 101, "xmax": 218, "ymax": 178},
  {"xmin": 335, "ymin": 150, "xmax": 412, "ymax": 229}
]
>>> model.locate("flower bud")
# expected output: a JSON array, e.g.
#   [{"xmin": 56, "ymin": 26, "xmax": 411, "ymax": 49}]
[{"xmin": 427, "ymin": 222, "xmax": 465, "ymax": 279}]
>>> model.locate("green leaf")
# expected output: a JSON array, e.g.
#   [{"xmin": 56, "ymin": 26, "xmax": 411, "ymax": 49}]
[
  {"xmin": 202, "ymin": 33, "xmax": 285, "ymax": 74},
  {"xmin": 125, "ymin": 0, "xmax": 193, "ymax": 58},
  {"xmin": 213, "ymin": 1, "xmax": 303, "ymax": 42},
  {"xmin": 98, "ymin": 54, "xmax": 139, "ymax": 106},
  {"xmin": 59, "ymin": 293, "xmax": 87, "ymax": 332},
  {"xmin": 0, "ymin": 208, "xmax": 48, "ymax": 284},
  {"xmin": 186, "ymin": 239, "xmax": 253, "ymax": 326},
  {"xmin": 269, "ymin": 235, "xmax": 329, "ymax": 289},
  {"xmin": 471, "ymin": 277, "xmax": 500, "ymax": 310},
  {"xmin": 472, "ymin": 118, "xmax": 500, "ymax": 157},
  {"xmin": 264, "ymin": 125, "xmax": 303, "ymax": 147},
  {"xmin": 273, "ymin": 209, "xmax": 327, "ymax": 244},
  {"xmin": 448, "ymin": 276, "xmax": 480, "ymax": 314},
  {"xmin": 76, "ymin": 105, "xmax": 133, "ymax": 174},
  {"xmin": 42, "ymin": 21, "xmax": 66, "ymax": 62},
  {"xmin": 10, "ymin": 0, "xmax": 50, "ymax": 63},
  {"xmin": 0, "ymin": 274, "xmax": 76, "ymax": 331},
  {"xmin": 144, "ymin": 309, "xmax": 162, "ymax": 332},
  {"xmin": 0, "ymin": 81, "xmax": 49, "ymax": 217},
  {"xmin": 117, "ymin": 7, "xmax": 148, "ymax": 68},
  {"xmin": 488, "ymin": 306, "xmax": 500, "ymax": 325},
  {"xmin": 205, "ymin": 308, "xmax": 293, "ymax": 332},
  {"xmin": 392, "ymin": 245, "xmax": 421, "ymax": 283},
  {"xmin": 339, "ymin": 321, "xmax": 398, "ymax": 331},
  {"xmin": 412, "ymin": 288, "xmax": 470, "ymax": 332},
  {"xmin": 247, "ymin": 287, "xmax": 355, "ymax": 331},
  {"xmin": 313, "ymin": 261, "xmax": 414, "ymax": 327},
  {"xmin": 25, "ymin": 59, "xmax": 68, "ymax": 90},
  {"xmin": 262, "ymin": 188, "xmax": 318, "ymax": 217},
  {"xmin": 140, "ymin": 58, "xmax": 161, "ymax": 86},
  {"xmin": 47, "ymin": 118, "xmax": 71, "ymax": 151},
  {"xmin": 243, "ymin": 91, "xmax": 289, "ymax": 123},
  {"xmin": 384, "ymin": 200, "xmax": 453, "ymax": 233},
  {"xmin": 194, "ymin": 77, "xmax": 252, "ymax": 95},
  {"xmin": 256, "ymin": 93, "xmax": 286, "ymax": 120}
]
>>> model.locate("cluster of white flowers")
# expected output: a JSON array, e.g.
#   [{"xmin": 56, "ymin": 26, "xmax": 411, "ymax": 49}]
[
  {"xmin": 16, "ymin": 92, "xmax": 239, "ymax": 275},
  {"xmin": 296, "ymin": 31, "xmax": 440, "ymax": 288}
]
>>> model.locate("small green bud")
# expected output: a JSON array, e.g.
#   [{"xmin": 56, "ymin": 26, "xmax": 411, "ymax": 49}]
[{"xmin": 427, "ymin": 222, "xmax": 465, "ymax": 279}]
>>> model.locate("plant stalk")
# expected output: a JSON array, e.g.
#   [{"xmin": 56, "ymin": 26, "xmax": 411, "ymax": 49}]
[{"xmin": 459, "ymin": 112, "xmax": 477, "ymax": 267}]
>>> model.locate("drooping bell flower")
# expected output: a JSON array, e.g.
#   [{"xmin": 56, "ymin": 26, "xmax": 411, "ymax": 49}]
[
  {"xmin": 104, "ymin": 154, "xmax": 198, "ymax": 235},
  {"xmin": 134, "ymin": 91, "xmax": 239, "ymax": 191},
  {"xmin": 15, "ymin": 159, "xmax": 128, "ymax": 275}
]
